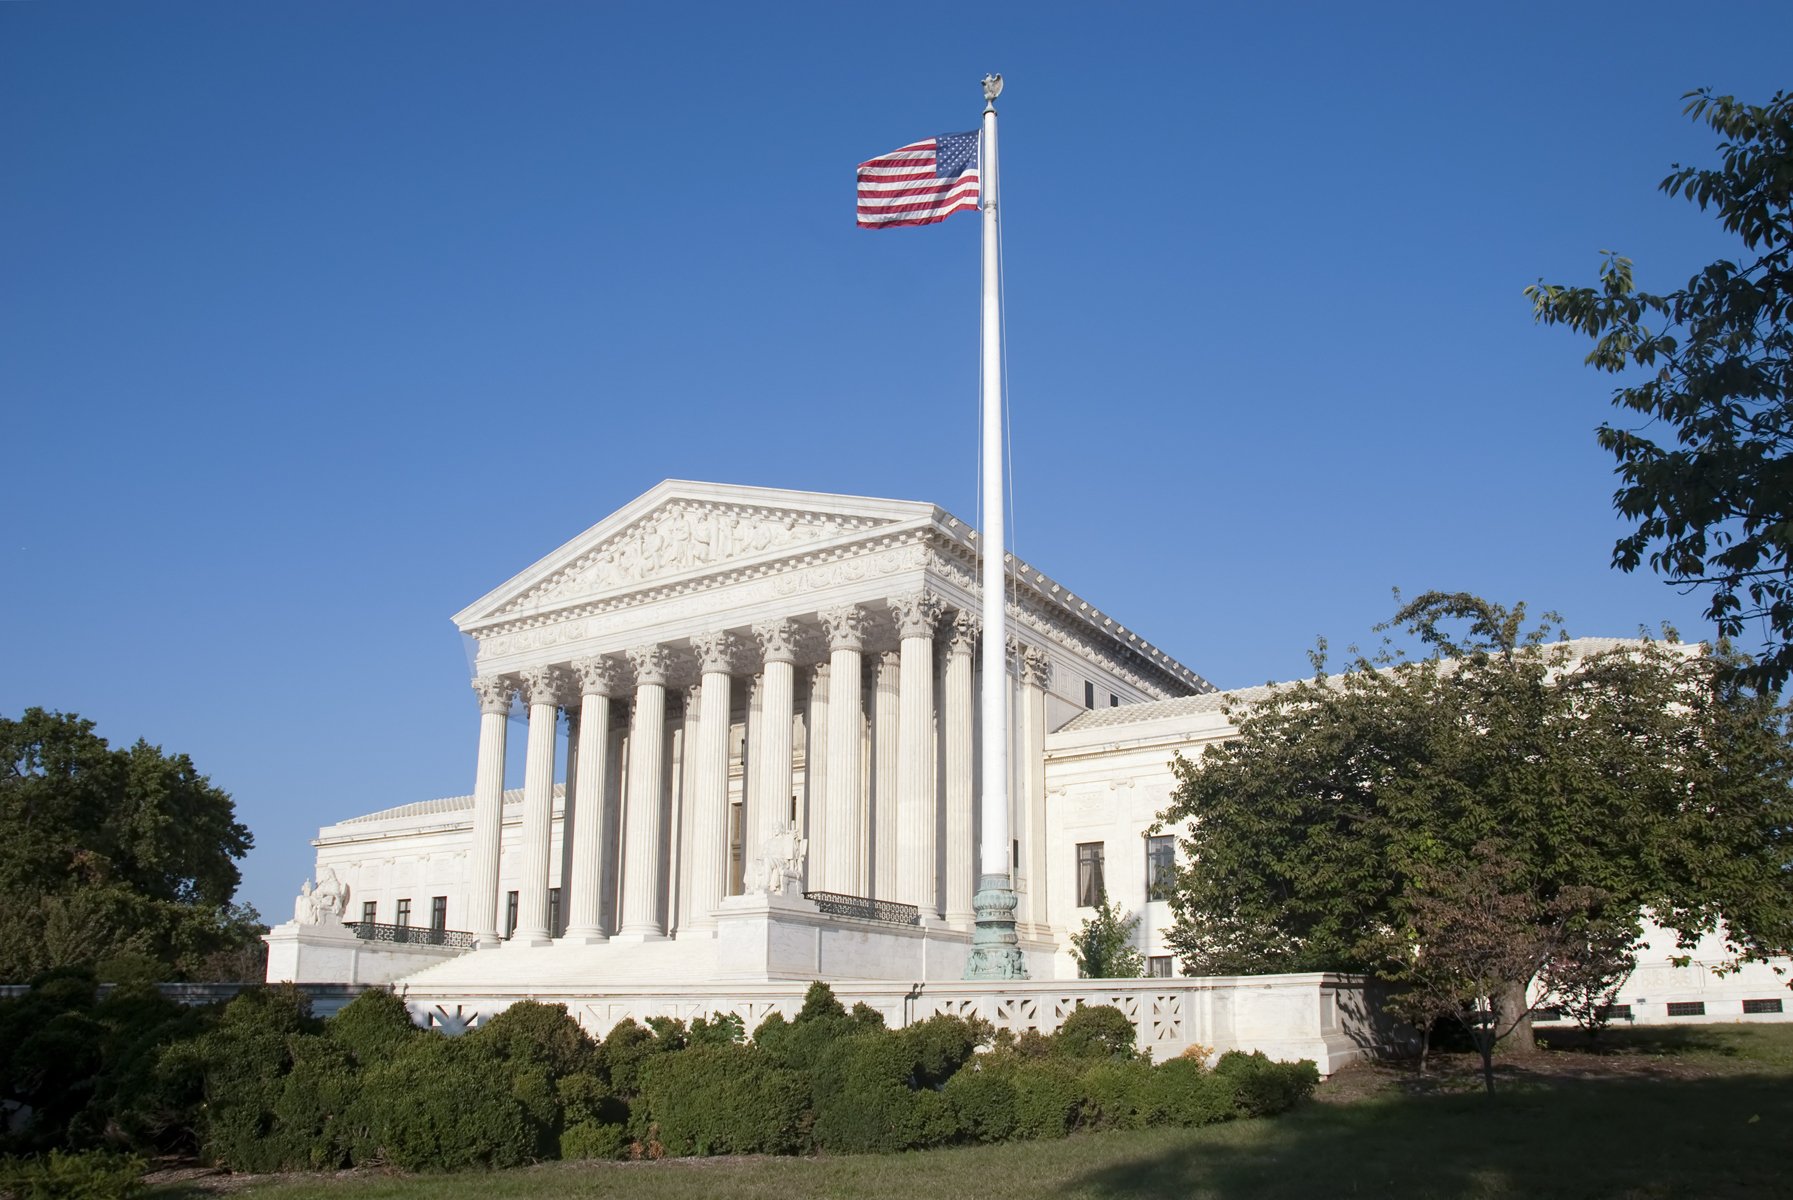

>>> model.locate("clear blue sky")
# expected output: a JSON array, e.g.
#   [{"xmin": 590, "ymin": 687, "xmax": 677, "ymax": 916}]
[{"xmin": 4, "ymin": 2, "xmax": 1789, "ymax": 920}]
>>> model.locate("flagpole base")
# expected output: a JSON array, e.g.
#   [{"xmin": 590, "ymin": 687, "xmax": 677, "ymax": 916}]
[{"xmin": 962, "ymin": 873, "xmax": 1028, "ymax": 980}]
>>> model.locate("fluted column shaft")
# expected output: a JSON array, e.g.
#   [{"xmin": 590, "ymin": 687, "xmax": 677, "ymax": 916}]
[
  {"xmin": 619, "ymin": 646, "xmax": 672, "ymax": 938},
  {"xmin": 871, "ymin": 651, "xmax": 901, "ymax": 900},
  {"xmin": 943, "ymin": 615, "xmax": 977, "ymax": 929},
  {"xmin": 687, "ymin": 634, "xmax": 735, "ymax": 932},
  {"xmin": 467, "ymin": 676, "xmax": 513, "ymax": 947},
  {"xmin": 820, "ymin": 605, "xmax": 869, "ymax": 896},
  {"xmin": 805, "ymin": 664, "xmax": 830, "ymax": 892},
  {"xmin": 513, "ymin": 666, "xmax": 564, "ymax": 946},
  {"xmin": 565, "ymin": 657, "xmax": 621, "ymax": 943},
  {"xmin": 1021, "ymin": 647, "xmax": 1052, "ymax": 937},
  {"xmin": 753, "ymin": 620, "xmax": 802, "ymax": 856},
  {"xmin": 893, "ymin": 593, "xmax": 941, "ymax": 918}
]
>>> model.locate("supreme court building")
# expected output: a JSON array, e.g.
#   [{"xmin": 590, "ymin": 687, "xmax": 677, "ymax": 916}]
[{"xmin": 265, "ymin": 480, "xmax": 1789, "ymax": 1067}]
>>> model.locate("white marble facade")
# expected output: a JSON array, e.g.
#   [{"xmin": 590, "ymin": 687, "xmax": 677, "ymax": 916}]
[{"xmin": 291, "ymin": 482, "xmax": 1791, "ymax": 1026}]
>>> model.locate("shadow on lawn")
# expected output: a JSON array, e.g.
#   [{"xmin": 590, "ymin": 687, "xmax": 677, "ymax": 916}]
[{"xmin": 1068, "ymin": 1074, "xmax": 1793, "ymax": 1200}]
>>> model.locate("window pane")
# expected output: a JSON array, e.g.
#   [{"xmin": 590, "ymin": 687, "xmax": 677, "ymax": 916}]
[
  {"xmin": 361, "ymin": 901, "xmax": 376, "ymax": 925},
  {"xmin": 1146, "ymin": 836, "xmax": 1175, "ymax": 901},
  {"xmin": 395, "ymin": 899, "xmax": 411, "ymax": 927},
  {"xmin": 431, "ymin": 896, "xmax": 447, "ymax": 930},
  {"xmin": 1076, "ymin": 842, "xmax": 1105, "ymax": 907},
  {"xmin": 1148, "ymin": 955, "xmax": 1172, "ymax": 978}
]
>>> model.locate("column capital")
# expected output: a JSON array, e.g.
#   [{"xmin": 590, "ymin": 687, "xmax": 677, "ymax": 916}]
[
  {"xmin": 809, "ymin": 661, "xmax": 831, "ymax": 686},
  {"xmin": 690, "ymin": 630, "xmax": 738, "ymax": 675},
  {"xmin": 627, "ymin": 644, "xmax": 674, "ymax": 688},
  {"xmin": 471, "ymin": 674, "xmax": 516, "ymax": 716},
  {"xmin": 684, "ymin": 681, "xmax": 704, "ymax": 712},
  {"xmin": 820, "ymin": 603, "xmax": 871, "ymax": 653},
  {"xmin": 1022, "ymin": 645, "xmax": 1053, "ymax": 689},
  {"xmin": 752, "ymin": 618, "xmax": 804, "ymax": 664},
  {"xmin": 888, "ymin": 590, "xmax": 945, "ymax": 641},
  {"xmin": 518, "ymin": 664, "xmax": 570, "ymax": 709},
  {"xmin": 571, "ymin": 655, "xmax": 627, "ymax": 697},
  {"xmin": 946, "ymin": 609, "xmax": 981, "ymax": 656}
]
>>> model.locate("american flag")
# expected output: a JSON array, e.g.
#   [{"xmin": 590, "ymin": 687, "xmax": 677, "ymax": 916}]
[{"xmin": 856, "ymin": 130, "xmax": 980, "ymax": 228}]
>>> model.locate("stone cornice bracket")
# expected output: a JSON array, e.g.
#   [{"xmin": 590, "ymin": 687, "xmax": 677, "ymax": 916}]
[
  {"xmin": 690, "ymin": 630, "xmax": 738, "ymax": 675},
  {"xmin": 627, "ymin": 644, "xmax": 674, "ymax": 688},
  {"xmin": 752, "ymin": 618, "xmax": 804, "ymax": 664},
  {"xmin": 471, "ymin": 674, "xmax": 516, "ymax": 715},
  {"xmin": 946, "ymin": 609, "xmax": 981, "ymax": 656},
  {"xmin": 571, "ymin": 655, "xmax": 627, "ymax": 697},
  {"xmin": 1022, "ymin": 645, "xmax": 1054, "ymax": 689},
  {"xmin": 888, "ymin": 590, "xmax": 945, "ymax": 641},
  {"xmin": 518, "ymin": 664, "xmax": 570, "ymax": 709},
  {"xmin": 819, "ymin": 603, "xmax": 871, "ymax": 653}
]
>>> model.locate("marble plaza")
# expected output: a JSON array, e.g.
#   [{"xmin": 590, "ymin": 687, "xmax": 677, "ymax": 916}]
[{"xmin": 265, "ymin": 481, "xmax": 1790, "ymax": 1069}]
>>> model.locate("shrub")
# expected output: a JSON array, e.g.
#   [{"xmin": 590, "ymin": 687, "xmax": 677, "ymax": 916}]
[
  {"xmin": 1208, "ymin": 1050, "xmax": 1319, "ymax": 1117},
  {"xmin": 349, "ymin": 1035, "xmax": 539, "ymax": 1170},
  {"xmin": 687, "ymin": 1011, "xmax": 744, "ymax": 1047},
  {"xmin": 467, "ymin": 1001, "xmax": 596, "ymax": 1077},
  {"xmin": 160, "ymin": 984, "xmax": 319, "ymax": 1171},
  {"xmin": 600, "ymin": 1018, "xmax": 682, "ymax": 1096},
  {"xmin": 1141, "ymin": 1056, "xmax": 1235, "ymax": 1126},
  {"xmin": 1054, "ymin": 1005, "xmax": 1137, "ymax": 1060},
  {"xmin": 1007, "ymin": 1059, "xmax": 1084, "ymax": 1140},
  {"xmin": 325, "ymin": 990, "xmax": 422, "ymax": 1067},
  {"xmin": 638, "ymin": 1044, "xmax": 809, "ymax": 1156},
  {"xmin": 559, "ymin": 1120, "xmax": 625, "ymax": 1161},
  {"xmin": 1076, "ymin": 1059, "xmax": 1157, "ymax": 1130},
  {"xmin": 942, "ymin": 1064, "xmax": 1017, "ymax": 1142},
  {"xmin": 0, "ymin": 1149, "xmax": 146, "ymax": 1200}
]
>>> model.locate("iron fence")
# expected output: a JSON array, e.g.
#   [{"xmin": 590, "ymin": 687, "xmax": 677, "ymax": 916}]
[
  {"xmin": 344, "ymin": 921, "xmax": 477, "ymax": 950},
  {"xmin": 802, "ymin": 891, "xmax": 919, "ymax": 926}
]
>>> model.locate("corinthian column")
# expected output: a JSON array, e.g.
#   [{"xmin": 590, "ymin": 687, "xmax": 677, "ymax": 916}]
[
  {"xmin": 805, "ymin": 663, "xmax": 830, "ymax": 891},
  {"xmin": 564, "ymin": 656, "xmax": 623, "ymax": 943},
  {"xmin": 942, "ymin": 611, "xmax": 978, "ymax": 929},
  {"xmin": 1020, "ymin": 645, "xmax": 1053, "ymax": 937},
  {"xmin": 686, "ymin": 631, "xmax": 735, "ymax": 933},
  {"xmin": 870, "ymin": 649, "xmax": 901, "ymax": 900},
  {"xmin": 753, "ymin": 619, "xmax": 802, "ymax": 854},
  {"xmin": 467, "ymin": 675, "xmax": 514, "ymax": 948},
  {"xmin": 618, "ymin": 645, "xmax": 673, "ymax": 939},
  {"xmin": 512, "ymin": 665, "xmax": 567, "ymax": 947},
  {"xmin": 819, "ymin": 604, "xmax": 869, "ymax": 895},
  {"xmin": 890, "ymin": 591, "xmax": 943, "ymax": 917}
]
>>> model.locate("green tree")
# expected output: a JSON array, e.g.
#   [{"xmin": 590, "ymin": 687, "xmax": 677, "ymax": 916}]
[
  {"xmin": 1069, "ymin": 898, "xmax": 1145, "ymax": 979},
  {"xmin": 1157, "ymin": 592, "xmax": 1793, "ymax": 1060},
  {"xmin": 1527, "ymin": 89, "xmax": 1793, "ymax": 688},
  {"xmin": 0, "ymin": 708, "xmax": 258, "ymax": 981}
]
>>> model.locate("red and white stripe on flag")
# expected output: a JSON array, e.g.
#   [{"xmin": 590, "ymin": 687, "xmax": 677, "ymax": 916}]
[{"xmin": 856, "ymin": 135, "xmax": 980, "ymax": 229}]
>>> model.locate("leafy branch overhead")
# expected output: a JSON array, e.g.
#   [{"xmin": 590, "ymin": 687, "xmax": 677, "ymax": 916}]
[{"xmin": 1527, "ymin": 89, "xmax": 1793, "ymax": 688}]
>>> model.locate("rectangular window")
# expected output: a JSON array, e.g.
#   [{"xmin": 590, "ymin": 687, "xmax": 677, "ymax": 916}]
[
  {"xmin": 1148, "ymin": 955, "xmax": 1172, "ymax": 978},
  {"xmin": 1076, "ymin": 842, "xmax": 1105, "ymax": 908},
  {"xmin": 548, "ymin": 888, "xmax": 561, "ymax": 937},
  {"xmin": 1084, "ymin": 681, "xmax": 1095, "ymax": 709},
  {"xmin": 1146, "ymin": 835, "xmax": 1175, "ymax": 901},
  {"xmin": 1110, "ymin": 693, "xmax": 1119, "ymax": 707},
  {"xmin": 1666, "ymin": 1001, "xmax": 1706, "ymax": 1017},
  {"xmin": 1531, "ymin": 1007, "xmax": 1564, "ymax": 1022},
  {"xmin": 1598, "ymin": 1004, "xmax": 1632, "ymax": 1021},
  {"xmin": 430, "ymin": 896, "xmax": 447, "ymax": 930},
  {"xmin": 395, "ymin": 898, "xmax": 411, "ymax": 928},
  {"xmin": 505, "ymin": 891, "xmax": 519, "ymax": 938},
  {"xmin": 361, "ymin": 901, "xmax": 376, "ymax": 925},
  {"xmin": 1744, "ymin": 999, "xmax": 1784, "ymax": 1014}
]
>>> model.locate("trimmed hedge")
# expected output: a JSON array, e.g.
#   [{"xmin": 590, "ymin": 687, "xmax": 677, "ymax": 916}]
[{"xmin": 0, "ymin": 979, "xmax": 1320, "ymax": 1174}]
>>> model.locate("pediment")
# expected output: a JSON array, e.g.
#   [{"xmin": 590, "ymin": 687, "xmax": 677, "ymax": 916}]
[{"xmin": 453, "ymin": 481, "xmax": 940, "ymax": 631}]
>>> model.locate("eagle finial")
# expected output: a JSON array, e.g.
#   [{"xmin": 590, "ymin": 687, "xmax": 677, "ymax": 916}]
[{"xmin": 982, "ymin": 74, "xmax": 1003, "ymax": 104}]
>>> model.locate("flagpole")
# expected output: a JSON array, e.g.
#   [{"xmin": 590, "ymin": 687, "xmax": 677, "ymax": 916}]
[{"xmin": 965, "ymin": 72, "xmax": 1026, "ymax": 981}]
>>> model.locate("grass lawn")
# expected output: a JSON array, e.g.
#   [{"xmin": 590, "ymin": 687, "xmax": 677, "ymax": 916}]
[{"xmin": 153, "ymin": 1024, "xmax": 1793, "ymax": 1200}]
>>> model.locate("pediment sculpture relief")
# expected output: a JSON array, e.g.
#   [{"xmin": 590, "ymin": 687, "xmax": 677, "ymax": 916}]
[{"xmin": 515, "ymin": 506, "xmax": 865, "ymax": 610}]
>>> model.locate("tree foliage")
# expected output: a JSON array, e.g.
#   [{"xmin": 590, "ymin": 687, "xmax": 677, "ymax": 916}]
[
  {"xmin": 1069, "ymin": 899, "xmax": 1146, "ymax": 979},
  {"xmin": 1527, "ymin": 89, "xmax": 1793, "ymax": 688},
  {"xmin": 1158, "ymin": 592, "xmax": 1793, "ymax": 1057},
  {"xmin": 0, "ymin": 708, "xmax": 258, "ymax": 981}
]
